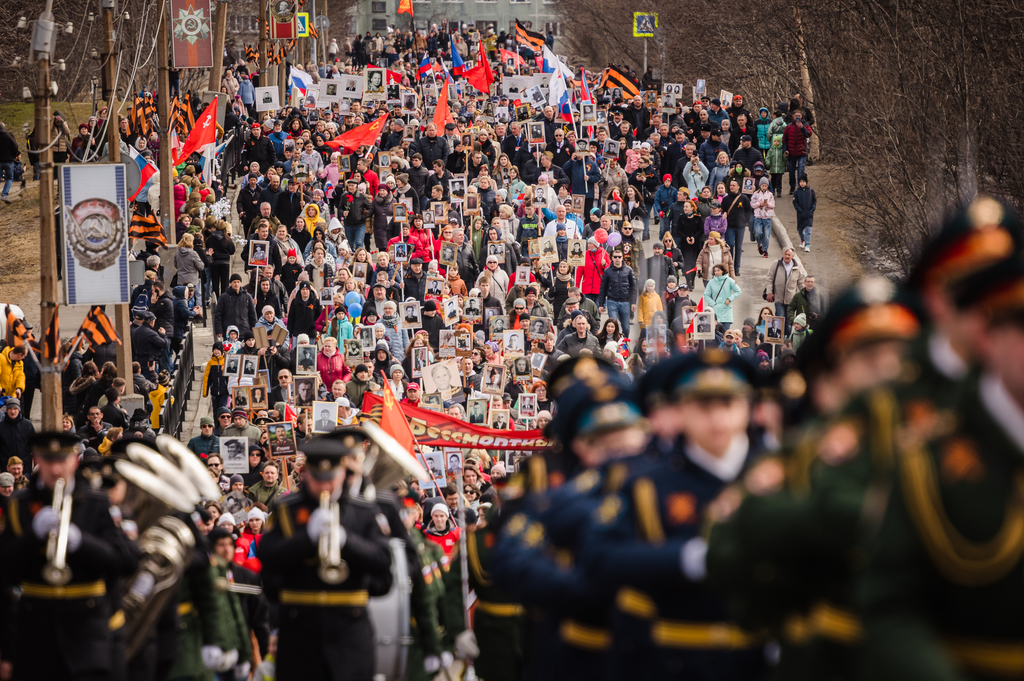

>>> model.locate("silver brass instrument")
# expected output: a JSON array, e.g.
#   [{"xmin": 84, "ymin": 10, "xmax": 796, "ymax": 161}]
[
  {"xmin": 318, "ymin": 490, "xmax": 349, "ymax": 584},
  {"xmin": 118, "ymin": 444, "xmax": 202, "ymax": 659},
  {"xmin": 362, "ymin": 421, "xmax": 429, "ymax": 492},
  {"xmin": 42, "ymin": 477, "xmax": 73, "ymax": 586}
]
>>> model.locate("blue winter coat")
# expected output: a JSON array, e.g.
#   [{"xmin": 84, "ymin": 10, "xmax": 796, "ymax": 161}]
[
  {"xmin": 239, "ymin": 79, "xmax": 255, "ymax": 105},
  {"xmin": 754, "ymin": 108, "xmax": 773, "ymax": 150},
  {"xmin": 652, "ymin": 184, "xmax": 676, "ymax": 217},
  {"xmin": 702, "ymin": 275, "xmax": 741, "ymax": 324}
]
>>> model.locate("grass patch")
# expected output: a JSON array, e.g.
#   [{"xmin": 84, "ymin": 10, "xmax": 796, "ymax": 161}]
[
  {"xmin": 0, "ymin": 102, "xmax": 99, "ymax": 154},
  {"xmin": 0, "ymin": 184, "xmax": 42, "ymax": 279}
]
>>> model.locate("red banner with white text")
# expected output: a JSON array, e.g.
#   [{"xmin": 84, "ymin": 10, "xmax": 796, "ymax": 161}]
[{"xmin": 361, "ymin": 393, "xmax": 550, "ymax": 450}]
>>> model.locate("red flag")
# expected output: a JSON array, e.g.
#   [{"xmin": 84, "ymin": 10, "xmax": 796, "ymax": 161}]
[
  {"xmin": 500, "ymin": 49, "xmax": 526, "ymax": 68},
  {"xmin": 377, "ymin": 377, "xmax": 415, "ymax": 455},
  {"xmin": 398, "ymin": 0, "xmax": 413, "ymax": 16},
  {"xmin": 686, "ymin": 297, "xmax": 705, "ymax": 334},
  {"xmin": 173, "ymin": 99, "xmax": 218, "ymax": 165},
  {"xmin": 478, "ymin": 39, "xmax": 495, "ymax": 89},
  {"xmin": 465, "ymin": 63, "xmax": 492, "ymax": 93},
  {"xmin": 324, "ymin": 113, "xmax": 389, "ymax": 153},
  {"xmin": 433, "ymin": 78, "xmax": 451, "ymax": 131},
  {"xmin": 386, "ymin": 69, "xmax": 403, "ymax": 85}
]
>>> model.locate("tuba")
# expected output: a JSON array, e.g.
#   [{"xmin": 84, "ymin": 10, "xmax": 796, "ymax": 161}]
[
  {"xmin": 116, "ymin": 439, "xmax": 205, "ymax": 659},
  {"xmin": 362, "ymin": 421, "xmax": 429, "ymax": 493},
  {"xmin": 42, "ymin": 478, "xmax": 73, "ymax": 586}
]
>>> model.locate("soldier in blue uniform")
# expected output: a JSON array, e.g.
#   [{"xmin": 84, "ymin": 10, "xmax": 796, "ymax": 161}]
[
  {"xmin": 579, "ymin": 351, "xmax": 766, "ymax": 681},
  {"xmin": 260, "ymin": 427, "xmax": 394, "ymax": 681},
  {"xmin": 493, "ymin": 356, "xmax": 654, "ymax": 681}
]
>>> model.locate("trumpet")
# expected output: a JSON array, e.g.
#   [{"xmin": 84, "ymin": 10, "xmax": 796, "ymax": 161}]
[
  {"xmin": 43, "ymin": 478, "xmax": 73, "ymax": 586},
  {"xmin": 317, "ymin": 491, "xmax": 349, "ymax": 585}
]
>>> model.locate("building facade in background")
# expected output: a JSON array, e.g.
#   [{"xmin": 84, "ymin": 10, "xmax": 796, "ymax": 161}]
[{"xmin": 353, "ymin": 0, "xmax": 559, "ymax": 42}]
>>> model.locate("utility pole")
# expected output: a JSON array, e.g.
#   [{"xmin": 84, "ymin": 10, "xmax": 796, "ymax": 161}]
[
  {"xmin": 34, "ymin": 12, "xmax": 61, "ymax": 430},
  {"xmin": 101, "ymin": 1, "xmax": 134, "ymax": 396},
  {"xmin": 157, "ymin": 2, "xmax": 175, "ymax": 246},
  {"xmin": 259, "ymin": 0, "xmax": 271, "ymax": 90},
  {"xmin": 208, "ymin": 0, "xmax": 228, "ymax": 91}
]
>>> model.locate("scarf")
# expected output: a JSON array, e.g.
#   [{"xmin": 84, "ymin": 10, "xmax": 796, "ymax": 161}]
[
  {"xmin": 383, "ymin": 311, "xmax": 400, "ymax": 329},
  {"xmin": 556, "ymin": 270, "xmax": 572, "ymax": 283}
]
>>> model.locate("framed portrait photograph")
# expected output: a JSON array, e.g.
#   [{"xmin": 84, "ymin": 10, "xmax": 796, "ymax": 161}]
[
  {"xmin": 312, "ymin": 401, "xmax": 339, "ymax": 433},
  {"xmin": 567, "ymin": 239, "xmax": 586, "ymax": 267},
  {"xmin": 247, "ymin": 240, "xmax": 270, "ymax": 267},
  {"xmin": 423, "ymin": 359, "xmax": 459, "ymax": 398},
  {"xmin": 443, "ymin": 296, "xmax": 460, "ymax": 326},
  {"xmin": 742, "ymin": 177, "xmax": 755, "ymax": 195},
  {"xmin": 570, "ymin": 194, "xmax": 586, "ymax": 214},
  {"xmin": 438, "ymin": 329, "xmax": 457, "ymax": 358},
  {"xmin": 342, "ymin": 75, "xmax": 364, "ymax": 99},
  {"xmin": 293, "ymin": 376, "xmax": 318, "ymax": 407},
  {"xmin": 538, "ymin": 236, "xmax": 559, "ymax": 264},
  {"xmin": 267, "ymin": 422, "xmax": 297, "ymax": 458},
  {"xmin": 719, "ymin": 90, "xmax": 734, "ymax": 108},
  {"xmin": 319, "ymin": 286, "xmax": 336, "ymax": 305},
  {"xmin": 518, "ymin": 392, "xmax": 537, "ymax": 417},
  {"xmin": 402, "ymin": 301, "xmax": 422, "ymax": 330},
  {"xmin": 511, "ymin": 355, "xmax": 533, "ymax": 383},
  {"xmin": 255, "ymin": 86, "xmax": 280, "ymax": 112},
  {"xmin": 393, "ymin": 204, "xmax": 408, "ymax": 222},
  {"xmin": 344, "ymin": 338, "xmax": 363, "ymax": 366},
  {"xmin": 377, "ymin": 152, "xmax": 392, "ymax": 169},
  {"xmin": 464, "ymin": 193, "xmax": 480, "ymax": 215},
  {"xmin": 426, "ymin": 277, "xmax": 445, "ymax": 298},
  {"xmin": 449, "ymin": 177, "xmax": 466, "ymax": 199},
  {"xmin": 527, "ymin": 239, "xmax": 541, "ymax": 261},
  {"xmin": 296, "ymin": 345, "xmax": 317, "ymax": 375},
  {"xmin": 515, "ymin": 104, "xmax": 531, "ymax": 121},
  {"xmin": 352, "ymin": 262, "xmax": 369, "ymax": 281},
  {"xmin": 528, "ymin": 316, "xmax": 549, "ymax": 341},
  {"xmin": 455, "ymin": 328, "xmax": 473, "ymax": 357},
  {"xmin": 604, "ymin": 200, "xmax": 623, "ymax": 219},
  {"xmin": 249, "ymin": 384, "xmax": 268, "ymax": 410},
  {"xmin": 579, "ymin": 103, "xmax": 597, "ymax": 125},
  {"xmin": 463, "ymin": 297, "xmax": 482, "ymax": 322},
  {"xmin": 604, "ymin": 139, "xmax": 621, "ymax": 156},
  {"xmin": 356, "ymin": 325, "xmax": 375, "ymax": 352},
  {"xmin": 364, "ymin": 68, "xmax": 386, "ymax": 99},
  {"xmin": 595, "ymin": 109, "xmax": 608, "ymax": 125},
  {"xmin": 692, "ymin": 311, "xmax": 716, "ymax": 341},
  {"xmin": 220, "ymin": 437, "xmax": 250, "ymax": 474},
  {"xmin": 503, "ymin": 329, "xmax": 525, "ymax": 357},
  {"xmin": 393, "ymin": 242, "xmax": 410, "ymax": 263},
  {"xmin": 224, "ymin": 354, "xmax": 241, "ymax": 377},
  {"xmin": 411, "ymin": 346, "xmax": 429, "ymax": 378},
  {"xmin": 514, "ymin": 264, "xmax": 531, "ymax": 286},
  {"xmin": 481, "ymin": 364, "xmax": 507, "ymax": 396},
  {"xmin": 489, "ymin": 314, "xmax": 508, "ymax": 340},
  {"xmin": 467, "ymin": 397, "xmax": 489, "ymax": 425},
  {"xmin": 231, "ymin": 386, "xmax": 250, "ymax": 411},
  {"xmin": 489, "ymin": 408, "xmax": 510, "ymax": 431},
  {"xmin": 765, "ymin": 316, "xmax": 785, "ymax": 345},
  {"xmin": 420, "ymin": 392, "xmax": 443, "ymax": 413},
  {"xmin": 487, "ymin": 240, "xmax": 505, "ymax": 261},
  {"xmin": 303, "ymin": 88, "xmax": 320, "ymax": 110},
  {"xmin": 531, "ymin": 352, "xmax": 548, "ymax": 374},
  {"xmin": 439, "ymin": 241, "xmax": 458, "ymax": 267},
  {"xmin": 241, "ymin": 355, "xmax": 259, "ymax": 379},
  {"xmin": 527, "ymin": 121, "xmax": 545, "ymax": 144},
  {"xmin": 430, "ymin": 201, "xmax": 447, "ymax": 218},
  {"xmin": 402, "ymin": 91, "xmax": 418, "ymax": 113}
]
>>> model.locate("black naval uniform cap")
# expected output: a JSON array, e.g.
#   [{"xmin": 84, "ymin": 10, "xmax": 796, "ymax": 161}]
[
  {"xmin": 29, "ymin": 432, "xmax": 82, "ymax": 460},
  {"xmin": 546, "ymin": 354, "xmax": 619, "ymax": 401},
  {"xmin": 548, "ymin": 360, "xmax": 640, "ymax": 444},
  {"xmin": 301, "ymin": 426, "xmax": 370, "ymax": 480},
  {"xmin": 798, "ymin": 276, "xmax": 920, "ymax": 377},
  {"xmin": 907, "ymin": 196, "xmax": 1022, "ymax": 292},
  {"xmin": 668, "ymin": 349, "xmax": 757, "ymax": 402},
  {"xmin": 636, "ymin": 353, "xmax": 687, "ymax": 415},
  {"xmin": 81, "ymin": 452, "xmax": 122, "ymax": 490},
  {"xmin": 956, "ymin": 254, "xmax": 1024, "ymax": 322}
]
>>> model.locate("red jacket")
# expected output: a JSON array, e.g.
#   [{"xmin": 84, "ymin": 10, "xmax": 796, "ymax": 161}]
[
  {"xmin": 578, "ymin": 247, "xmax": 610, "ymax": 295},
  {"xmin": 363, "ymin": 169, "xmax": 380, "ymax": 198},
  {"xmin": 782, "ymin": 121, "xmax": 813, "ymax": 158},
  {"xmin": 424, "ymin": 526, "xmax": 461, "ymax": 556},
  {"xmin": 407, "ymin": 227, "xmax": 435, "ymax": 263},
  {"xmin": 317, "ymin": 349, "xmax": 352, "ymax": 390},
  {"xmin": 234, "ymin": 532, "xmax": 262, "ymax": 572}
]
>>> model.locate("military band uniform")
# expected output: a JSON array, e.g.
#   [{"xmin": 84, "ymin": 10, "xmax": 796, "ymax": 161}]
[
  {"xmin": 165, "ymin": 550, "xmax": 234, "ymax": 681},
  {"xmin": 0, "ymin": 434, "xmax": 138, "ymax": 681},
  {"xmin": 405, "ymin": 523, "xmax": 445, "ymax": 681},
  {"xmin": 260, "ymin": 486, "xmax": 393, "ymax": 681}
]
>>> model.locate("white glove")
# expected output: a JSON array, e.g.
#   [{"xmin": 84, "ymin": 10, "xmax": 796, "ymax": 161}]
[
  {"xmin": 454, "ymin": 630, "xmax": 479, "ymax": 659},
  {"xmin": 306, "ymin": 508, "xmax": 330, "ymax": 541},
  {"xmin": 441, "ymin": 651, "xmax": 454, "ymax": 669},
  {"xmin": 66, "ymin": 524, "xmax": 82, "ymax": 553},
  {"xmin": 424, "ymin": 655, "xmax": 441, "ymax": 673},
  {"xmin": 233, "ymin": 661, "xmax": 251, "ymax": 679},
  {"xmin": 218, "ymin": 648, "xmax": 239, "ymax": 672},
  {"xmin": 32, "ymin": 506, "xmax": 59, "ymax": 540},
  {"xmin": 201, "ymin": 645, "xmax": 224, "ymax": 670},
  {"xmin": 680, "ymin": 538, "xmax": 708, "ymax": 582}
]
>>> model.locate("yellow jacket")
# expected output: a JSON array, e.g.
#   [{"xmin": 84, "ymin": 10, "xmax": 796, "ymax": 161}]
[
  {"xmin": 202, "ymin": 355, "xmax": 224, "ymax": 397},
  {"xmin": 637, "ymin": 290, "xmax": 664, "ymax": 329},
  {"xmin": 149, "ymin": 385, "xmax": 172, "ymax": 430},
  {"xmin": 0, "ymin": 347, "xmax": 26, "ymax": 396}
]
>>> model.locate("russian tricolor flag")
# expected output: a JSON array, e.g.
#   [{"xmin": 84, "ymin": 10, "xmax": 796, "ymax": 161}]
[
  {"xmin": 548, "ymin": 68, "xmax": 574, "ymax": 123},
  {"xmin": 128, "ymin": 146, "xmax": 157, "ymax": 202},
  {"xmin": 451, "ymin": 47, "xmax": 466, "ymax": 76},
  {"xmin": 418, "ymin": 53, "xmax": 432, "ymax": 80},
  {"xmin": 290, "ymin": 68, "xmax": 314, "ymax": 95}
]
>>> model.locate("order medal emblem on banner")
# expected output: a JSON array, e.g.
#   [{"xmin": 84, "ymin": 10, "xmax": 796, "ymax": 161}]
[
  {"xmin": 270, "ymin": 0, "xmax": 298, "ymax": 39},
  {"xmin": 171, "ymin": 0, "xmax": 214, "ymax": 68}
]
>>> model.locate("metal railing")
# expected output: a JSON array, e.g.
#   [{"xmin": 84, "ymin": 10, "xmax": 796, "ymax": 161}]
[{"xmin": 161, "ymin": 324, "xmax": 196, "ymax": 438}]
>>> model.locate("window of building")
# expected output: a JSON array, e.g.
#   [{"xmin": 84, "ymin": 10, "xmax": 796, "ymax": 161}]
[
  {"xmin": 371, "ymin": 1, "xmax": 387, "ymax": 11},
  {"xmin": 372, "ymin": 18, "xmax": 388, "ymax": 29},
  {"xmin": 544, "ymin": 21, "xmax": 560, "ymax": 35}
]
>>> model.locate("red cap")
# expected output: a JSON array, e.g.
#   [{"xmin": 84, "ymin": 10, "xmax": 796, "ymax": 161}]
[
  {"xmin": 407, "ymin": 382, "xmax": 420, "ymax": 390},
  {"xmin": 287, "ymin": 249, "xmax": 297, "ymax": 257},
  {"xmin": 251, "ymin": 122, "xmax": 261, "ymax": 129}
]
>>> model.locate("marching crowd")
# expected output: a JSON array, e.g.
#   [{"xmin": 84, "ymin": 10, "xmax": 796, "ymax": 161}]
[{"xmin": 1, "ymin": 19, "xmax": 1018, "ymax": 681}]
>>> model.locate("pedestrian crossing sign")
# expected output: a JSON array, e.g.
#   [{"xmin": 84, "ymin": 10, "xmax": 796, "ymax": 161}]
[
  {"xmin": 296, "ymin": 12, "xmax": 310, "ymax": 37},
  {"xmin": 633, "ymin": 13, "xmax": 657, "ymax": 37}
]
